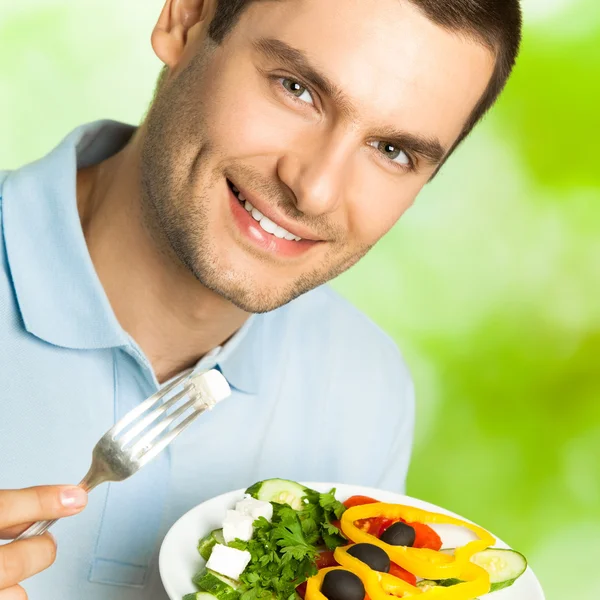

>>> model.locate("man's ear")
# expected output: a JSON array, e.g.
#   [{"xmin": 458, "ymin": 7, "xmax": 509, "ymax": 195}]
[{"xmin": 151, "ymin": 0, "xmax": 216, "ymax": 68}]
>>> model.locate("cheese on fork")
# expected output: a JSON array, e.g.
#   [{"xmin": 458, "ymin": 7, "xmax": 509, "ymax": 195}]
[
  {"xmin": 235, "ymin": 496, "xmax": 274, "ymax": 522},
  {"xmin": 206, "ymin": 543, "xmax": 251, "ymax": 581},
  {"xmin": 222, "ymin": 509, "xmax": 254, "ymax": 543}
]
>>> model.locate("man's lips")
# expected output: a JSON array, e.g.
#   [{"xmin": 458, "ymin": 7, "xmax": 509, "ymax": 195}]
[
  {"xmin": 226, "ymin": 179, "xmax": 322, "ymax": 242},
  {"xmin": 226, "ymin": 181, "xmax": 321, "ymax": 258}
]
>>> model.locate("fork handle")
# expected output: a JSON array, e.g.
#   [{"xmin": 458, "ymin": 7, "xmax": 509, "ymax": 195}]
[
  {"xmin": 14, "ymin": 474, "xmax": 101, "ymax": 542},
  {"xmin": 15, "ymin": 519, "xmax": 58, "ymax": 541}
]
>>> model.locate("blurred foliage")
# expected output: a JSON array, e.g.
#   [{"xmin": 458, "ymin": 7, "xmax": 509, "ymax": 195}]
[{"xmin": 335, "ymin": 3, "xmax": 600, "ymax": 596}]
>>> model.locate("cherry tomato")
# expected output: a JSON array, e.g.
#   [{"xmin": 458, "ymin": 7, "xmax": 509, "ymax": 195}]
[
  {"xmin": 409, "ymin": 521, "xmax": 442, "ymax": 551},
  {"xmin": 343, "ymin": 495, "xmax": 379, "ymax": 508},
  {"xmin": 367, "ymin": 516, "xmax": 396, "ymax": 538},
  {"xmin": 389, "ymin": 562, "xmax": 417, "ymax": 586},
  {"xmin": 315, "ymin": 550, "xmax": 339, "ymax": 569}
]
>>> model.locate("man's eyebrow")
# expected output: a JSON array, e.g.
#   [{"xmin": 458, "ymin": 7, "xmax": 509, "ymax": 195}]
[
  {"xmin": 254, "ymin": 37, "xmax": 448, "ymax": 167},
  {"xmin": 253, "ymin": 37, "xmax": 357, "ymax": 119}
]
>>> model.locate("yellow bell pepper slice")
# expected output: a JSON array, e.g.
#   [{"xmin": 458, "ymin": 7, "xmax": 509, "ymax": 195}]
[
  {"xmin": 306, "ymin": 567, "xmax": 360, "ymax": 600},
  {"xmin": 409, "ymin": 564, "xmax": 491, "ymax": 599},
  {"xmin": 335, "ymin": 546, "xmax": 490, "ymax": 600},
  {"xmin": 306, "ymin": 547, "xmax": 491, "ymax": 600},
  {"xmin": 334, "ymin": 546, "xmax": 419, "ymax": 596},
  {"xmin": 305, "ymin": 561, "xmax": 417, "ymax": 600},
  {"xmin": 341, "ymin": 503, "xmax": 495, "ymax": 580}
]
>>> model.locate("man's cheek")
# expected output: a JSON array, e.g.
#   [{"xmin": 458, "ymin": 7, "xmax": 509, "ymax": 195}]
[
  {"xmin": 214, "ymin": 95, "xmax": 304, "ymax": 158},
  {"xmin": 344, "ymin": 186, "xmax": 404, "ymax": 247}
]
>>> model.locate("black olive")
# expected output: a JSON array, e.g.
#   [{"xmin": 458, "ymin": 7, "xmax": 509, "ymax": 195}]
[
  {"xmin": 380, "ymin": 522, "xmax": 416, "ymax": 547},
  {"xmin": 321, "ymin": 569, "xmax": 365, "ymax": 600},
  {"xmin": 347, "ymin": 543, "xmax": 390, "ymax": 573}
]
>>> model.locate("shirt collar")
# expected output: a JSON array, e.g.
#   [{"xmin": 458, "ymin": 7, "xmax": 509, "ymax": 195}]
[
  {"xmin": 1, "ymin": 120, "xmax": 261, "ymax": 394},
  {"xmin": 209, "ymin": 313, "xmax": 263, "ymax": 395},
  {"xmin": 2, "ymin": 120, "xmax": 131, "ymax": 349}
]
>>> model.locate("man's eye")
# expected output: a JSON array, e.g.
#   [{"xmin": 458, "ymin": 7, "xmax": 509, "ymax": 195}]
[
  {"xmin": 370, "ymin": 141, "xmax": 411, "ymax": 166},
  {"xmin": 280, "ymin": 78, "xmax": 314, "ymax": 105}
]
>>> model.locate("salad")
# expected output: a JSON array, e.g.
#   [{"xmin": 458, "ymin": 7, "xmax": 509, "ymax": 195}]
[{"xmin": 183, "ymin": 479, "xmax": 528, "ymax": 600}]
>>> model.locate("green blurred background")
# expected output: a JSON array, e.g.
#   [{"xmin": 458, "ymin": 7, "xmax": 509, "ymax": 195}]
[{"xmin": 1, "ymin": 0, "xmax": 598, "ymax": 597}]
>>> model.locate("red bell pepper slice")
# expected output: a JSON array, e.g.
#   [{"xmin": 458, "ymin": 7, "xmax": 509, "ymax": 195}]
[{"xmin": 389, "ymin": 562, "xmax": 417, "ymax": 586}]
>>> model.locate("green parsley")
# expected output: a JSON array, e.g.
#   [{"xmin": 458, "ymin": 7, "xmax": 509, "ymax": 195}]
[
  {"xmin": 300, "ymin": 488, "xmax": 347, "ymax": 550},
  {"xmin": 230, "ymin": 505, "xmax": 318, "ymax": 599},
  {"xmin": 227, "ymin": 489, "xmax": 347, "ymax": 599}
]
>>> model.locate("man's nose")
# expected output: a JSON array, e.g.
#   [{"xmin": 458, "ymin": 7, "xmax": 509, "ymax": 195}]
[{"xmin": 276, "ymin": 132, "xmax": 354, "ymax": 217}]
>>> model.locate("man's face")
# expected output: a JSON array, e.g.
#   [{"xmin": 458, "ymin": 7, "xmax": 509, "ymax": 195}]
[{"xmin": 141, "ymin": 0, "xmax": 494, "ymax": 313}]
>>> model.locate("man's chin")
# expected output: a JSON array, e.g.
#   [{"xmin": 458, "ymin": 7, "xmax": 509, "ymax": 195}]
[
  {"xmin": 208, "ymin": 284, "xmax": 302, "ymax": 315},
  {"xmin": 190, "ymin": 266, "xmax": 308, "ymax": 314}
]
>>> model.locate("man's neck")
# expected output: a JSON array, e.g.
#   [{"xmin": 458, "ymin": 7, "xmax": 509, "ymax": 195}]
[{"xmin": 76, "ymin": 132, "xmax": 250, "ymax": 384}]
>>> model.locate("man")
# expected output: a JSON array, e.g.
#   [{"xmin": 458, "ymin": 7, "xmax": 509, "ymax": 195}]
[{"xmin": 0, "ymin": 0, "xmax": 522, "ymax": 597}]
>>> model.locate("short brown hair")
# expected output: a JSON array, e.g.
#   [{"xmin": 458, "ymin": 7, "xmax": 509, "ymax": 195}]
[{"xmin": 208, "ymin": 0, "xmax": 522, "ymax": 159}]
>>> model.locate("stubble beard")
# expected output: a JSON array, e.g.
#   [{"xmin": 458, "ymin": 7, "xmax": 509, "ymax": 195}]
[{"xmin": 139, "ymin": 52, "xmax": 371, "ymax": 314}]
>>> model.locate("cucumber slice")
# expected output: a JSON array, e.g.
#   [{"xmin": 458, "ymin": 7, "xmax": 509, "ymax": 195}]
[
  {"xmin": 183, "ymin": 594, "xmax": 223, "ymax": 600},
  {"xmin": 197, "ymin": 529, "xmax": 226, "ymax": 561},
  {"xmin": 417, "ymin": 579, "xmax": 462, "ymax": 590},
  {"xmin": 245, "ymin": 478, "xmax": 308, "ymax": 510},
  {"xmin": 193, "ymin": 570, "xmax": 240, "ymax": 600},
  {"xmin": 470, "ymin": 548, "xmax": 527, "ymax": 592},
  {"xmin": 441, "ymin": 547, "xmax": 527, "ymax": 592}
]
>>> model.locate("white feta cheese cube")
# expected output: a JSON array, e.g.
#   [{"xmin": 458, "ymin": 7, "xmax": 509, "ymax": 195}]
[
  {"xmin": 222, "ymin": 509, "xmax": 254, "ymax": 543},
  {"xmin": 235, "ymin": 496, "xmax": 274, "ymax": 522},
  {"xmin": 206, "ymin": 543, "xmax": 251, "ymax": 581}
]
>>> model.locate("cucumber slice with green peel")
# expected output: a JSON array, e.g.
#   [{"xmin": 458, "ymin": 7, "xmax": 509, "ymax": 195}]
[
  {"xmin": 245, "ymin": 478, "xmax": 308, "ymax": 510},
  {"xmin": 183, "ymin": 593, "xmax": 223, "ymax": 600},
  {"xmin": 417, "ymin": 579, "xmax": 462, "ymax": 589},
  {"xmin": 440, "ymin": 579, "xmax": 463, "ymax": 586},
  {"xmin": 441, "ymin": 547, "xmax": 527, "ymax": 592},
  {"xmin": 471, "ymin": 548, "xmax": 527, "ymax": 592},
  {"xmin": 197, "ymin": 529, "xmax": 226, "ymax": 561},
  {"xmin": 192, "ymin": 570, "xmax": 241, "ymax": 600}
]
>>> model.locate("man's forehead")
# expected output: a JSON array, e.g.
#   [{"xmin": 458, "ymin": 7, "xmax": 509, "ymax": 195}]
[{"xmin": 242, "ymin": 0, "xmax": 495, "ymax": 146}]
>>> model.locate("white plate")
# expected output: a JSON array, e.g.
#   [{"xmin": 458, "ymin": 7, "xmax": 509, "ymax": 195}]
[{"xmin": 159, "ymin": 482, "xmax": 545, "ymax": 600}]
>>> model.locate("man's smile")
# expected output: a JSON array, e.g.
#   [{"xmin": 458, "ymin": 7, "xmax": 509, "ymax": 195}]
[{"xmin": 226, "ymin": 178, "xmax": 323, "ymax": 258}]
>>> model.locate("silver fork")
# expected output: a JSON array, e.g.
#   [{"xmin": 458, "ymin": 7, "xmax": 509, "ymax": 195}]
[{"xmin": 15, "ymin": 367, "xmax": 231, "ymax": 541}]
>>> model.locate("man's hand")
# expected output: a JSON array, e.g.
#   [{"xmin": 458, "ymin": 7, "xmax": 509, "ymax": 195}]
[{"xmin": 0, "ymin": 486, "xmax": 87, "ymax": 598}]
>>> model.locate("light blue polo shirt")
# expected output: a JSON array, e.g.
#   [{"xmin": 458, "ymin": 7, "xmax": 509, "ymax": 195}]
[{"xmin": 0, "ymin": 121, "xmax": 415, "ymax": 600}]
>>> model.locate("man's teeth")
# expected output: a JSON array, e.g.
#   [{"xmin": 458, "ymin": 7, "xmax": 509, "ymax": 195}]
[{"xmin": 234, "ymin": 189, "xmax": 302, "ymax": 241}]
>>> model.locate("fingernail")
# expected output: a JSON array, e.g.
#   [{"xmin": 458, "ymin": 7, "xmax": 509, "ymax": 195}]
[{"xmin": 60, "ymin": 487, "xmax": 87, "ymax": 509}]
